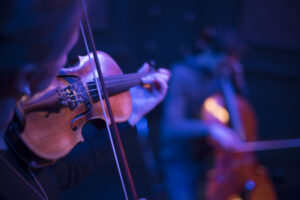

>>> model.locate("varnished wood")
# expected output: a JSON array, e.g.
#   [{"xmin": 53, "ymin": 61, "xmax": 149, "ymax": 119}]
[
  {"xmin": 20, "ymin": 51, "xmax": 132, "ymax": 160},
  {"xmin": 201, "ymin": 93, "xmax": 277, "ymax": 199}
]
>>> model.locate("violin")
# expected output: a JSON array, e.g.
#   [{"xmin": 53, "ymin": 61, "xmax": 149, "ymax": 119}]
[
  {"xmin": 5, "ymin": 1, "xmax": 143, "ymax": 199},
  {"xmin": 201, "ymin": 58, "xmax": 277, "ymax": 200},
  {"xmin": 6, "ymin": 51, "xmax": 151, "ymax": 167}
]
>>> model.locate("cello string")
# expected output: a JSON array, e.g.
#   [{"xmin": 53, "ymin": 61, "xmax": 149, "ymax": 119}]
[{"xmin": 79, "ymin": 19, "xmax": 129, "ymax": 200}]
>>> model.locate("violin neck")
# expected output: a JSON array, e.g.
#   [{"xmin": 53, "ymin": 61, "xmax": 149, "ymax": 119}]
[
  {"xmin": 105, "ymin": 72, "xmax": 150, "ymax": 96},
  {"xmin": 88, "ymin": 72, "xmax": 151, "ymax": 100}
]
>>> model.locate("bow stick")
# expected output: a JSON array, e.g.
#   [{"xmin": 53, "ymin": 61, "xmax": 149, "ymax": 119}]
[
  {"xmin": 80, "ymin": 0, "xmax": 138, "ymax": 199},
  {"xmin": 236, "ymin": 138, "xmax": 300, "ymax": 152}
]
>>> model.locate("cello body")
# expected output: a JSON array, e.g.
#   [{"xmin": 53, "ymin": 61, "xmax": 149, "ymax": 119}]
[{"xmin": 201, "ymin": 91, "xmax": 277, "ymax": 199}]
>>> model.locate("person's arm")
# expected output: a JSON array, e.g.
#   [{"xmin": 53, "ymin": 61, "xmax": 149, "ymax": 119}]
[
  {"xmin": 128, "ymin": 63, "xmax": 170, "ymax": 125},
  {"xmin": 161, "ymin": 65, "xmax": 210, "ymax": 139},
  {"xmin": 162, "ymin": 64, "xmax": 243, "ymax": 149},
  {"xmin": 50, "ymin": 64, "xmax": 170, "ymax": 189},
  {"xmin": 50, "ymin": 122, "xmax": 117, "ymax": 189}
]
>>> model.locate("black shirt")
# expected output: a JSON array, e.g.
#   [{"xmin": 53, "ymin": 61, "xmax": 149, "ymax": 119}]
[{"xmin": 0, "ymin": 124, "xmax": 112, "ymax": 200}]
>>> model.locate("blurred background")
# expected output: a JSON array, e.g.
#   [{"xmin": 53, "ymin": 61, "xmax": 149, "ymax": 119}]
[{"xmin": 61, "ymin": 0, "xmax": 300, "ymax": 199}]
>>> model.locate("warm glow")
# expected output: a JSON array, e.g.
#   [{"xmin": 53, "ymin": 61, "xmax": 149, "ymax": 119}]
[
  {"xmin": 204, "ymin": 97, "xmax": 229, "ymax": 124},
  {"xmin": 230, "ymin": 196, "xmax": 243, "ymax": 200}
]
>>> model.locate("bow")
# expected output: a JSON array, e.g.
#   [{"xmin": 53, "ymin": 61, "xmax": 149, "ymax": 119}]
[{"xmin": 80, "ymin": 0, "xmax": 138, "ymax": 199}]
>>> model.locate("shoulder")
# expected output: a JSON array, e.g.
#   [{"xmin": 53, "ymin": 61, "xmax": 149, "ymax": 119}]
[{"xmin": 170, "ymin": 62, "xmax": 197, "ymax": 81}]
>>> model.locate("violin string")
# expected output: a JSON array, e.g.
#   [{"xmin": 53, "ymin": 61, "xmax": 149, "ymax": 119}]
[
  {"xmin": 88, "ymin": 79, "xmax": 142, "ymax": 89},
  {"xmin": 88, "ymin": 78, "xmax": 143, "ymax": 86},
  {"xmin": 86, "ymin": 73, "xmax": 148, "ymax": 87},
  {"xmin": 58, "ymin": 70, "xmax": 150, "ymax": 101},
  {"xmin": 59, "ymin": 74, "xmax": 145, "ymax": 96},
  {"xmin": 80, "ymin": 16, "xmax": 129, "ymax": 200},
  {"xmin": 91, "ymin": 72, "xmax": 149, "ymax": 82},
  {"xmin": 59, "ymin": 79, "xmax": 143, "ymax": 100},
  {"xmin": 90, "ymin": 76, "xmax": 141, "ymax": 84},
  {"xmin": 100, "ymin": 73, "xmax": 148, "ymax": 82},
  {"xmin": 59, "ymin": 81, "xmax": 140, "ymax": 99}
]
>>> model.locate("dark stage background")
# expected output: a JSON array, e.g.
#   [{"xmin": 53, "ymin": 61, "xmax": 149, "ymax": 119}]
[{"xmin": 61, "ymin": 0, "xmax": 300, "ymax": 199}]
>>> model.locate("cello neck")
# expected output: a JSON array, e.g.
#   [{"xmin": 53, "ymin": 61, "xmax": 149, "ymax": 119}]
[{"xmin": 220, "ymin": 77, "xmax": 246, "ymax": 140}]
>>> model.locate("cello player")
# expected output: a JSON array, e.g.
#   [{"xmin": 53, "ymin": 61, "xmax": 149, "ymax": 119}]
[
  {"xmin": 0, "ymin": 0, "xmax": 170, "ymax": 199},
  {"xmin": 160, "ymin": 27, "xmax": 244, "ymax": 200}
]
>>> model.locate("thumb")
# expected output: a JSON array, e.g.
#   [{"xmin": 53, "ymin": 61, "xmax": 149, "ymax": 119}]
[{"xmin": 138, "ymin": 62, "xmax": 150, "ymax": 73}]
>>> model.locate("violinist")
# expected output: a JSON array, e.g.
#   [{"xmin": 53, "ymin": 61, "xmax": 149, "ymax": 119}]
[
  {"xmin": 160, "ymin": 27, "xmax": 244, "ymax": 200},
  {"xmin": 0, "ymin": 0, "xmax": 170, "ymax": 199}
]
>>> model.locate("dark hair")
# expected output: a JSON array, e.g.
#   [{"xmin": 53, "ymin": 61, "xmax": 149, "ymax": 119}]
[{"xmin": 200, "ymin": 27, "xmax": 247, "ymax": 57}]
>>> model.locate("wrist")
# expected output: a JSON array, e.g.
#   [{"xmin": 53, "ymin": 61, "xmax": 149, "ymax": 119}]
[{"xmin": 128, "ymin": 112, "xmax": 141, "ymax": 126}]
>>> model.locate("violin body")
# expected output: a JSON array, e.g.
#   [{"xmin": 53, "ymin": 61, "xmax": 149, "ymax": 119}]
[
  {"xmin": 201, "ymin": 93, "xmax": 277, "ymax": 200},
  {"xmin": 6, "ymin": 51, "xmax": 132, "ymax": 167}
]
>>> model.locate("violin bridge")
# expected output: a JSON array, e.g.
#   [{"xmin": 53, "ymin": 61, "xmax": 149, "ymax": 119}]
[
  {"xmin": 63, "ymin": 81, "xmax": 93, "ymax": 131},
  {"xmin": 58, "ymin": 81, "xmax": 91, "ymax": 110}
]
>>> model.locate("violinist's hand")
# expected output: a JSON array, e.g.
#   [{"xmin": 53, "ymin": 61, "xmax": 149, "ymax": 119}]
[
  {"xmin": 128, "ymin": 63, "xmax": 171, "ymax": 126},
  {"xmin": 208, "ymin": 123, "xmax": 242, "ymax": 151}
]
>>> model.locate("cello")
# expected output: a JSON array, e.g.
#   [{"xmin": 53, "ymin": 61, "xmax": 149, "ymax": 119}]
[{"xmin": 201, "ymin": 56, "xmax": 277, "ymax": 200}]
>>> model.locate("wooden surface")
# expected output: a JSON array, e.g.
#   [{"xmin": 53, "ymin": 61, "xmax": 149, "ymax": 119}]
[
  {"xmin": 201, "ymin": 94, "xmax": 277, "ymax": 200},
  {"xmin": 21, "ymin": 51, "xmax": 132, "ymax": 160}
]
